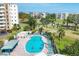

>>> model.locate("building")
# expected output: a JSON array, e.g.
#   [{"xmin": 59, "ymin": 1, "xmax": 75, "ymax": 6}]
[
  {"xmin": 56, "ymin": 13, "xmax": 69, "ymax": 19},
  {"xmin": 0, "ymin": 3, "xmax": 19, "ymax": 31},
  {"xmin": 30, "ymin": 12, "xmax": 46, "ymax": 19}
]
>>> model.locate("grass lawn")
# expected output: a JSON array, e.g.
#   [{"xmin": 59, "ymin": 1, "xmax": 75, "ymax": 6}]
[
  {"xmin": 20, "ymin": 23, "xmax": 27, "ymax": 30},
  {"xmin": 72, "ymin": 31, "xmax": 79, "ymax": 35},
  {"xmin": 55, "ymin": 19, "xmax": 64, "ymax": 24},
  {"xmin": 54, "ymin": 36, "xmax": 75, "ymax": 50}
]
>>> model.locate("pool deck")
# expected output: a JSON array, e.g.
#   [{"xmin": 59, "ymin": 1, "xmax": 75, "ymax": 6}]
[{"xmin": 10, "ymin": 35, "xmax": 48, "ymax": 56}]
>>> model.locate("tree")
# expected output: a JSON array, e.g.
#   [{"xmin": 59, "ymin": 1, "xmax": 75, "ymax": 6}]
[
  {"xmin": 46, "ymin": 13, "xmax": 56, "ymax": 20},
  {"xmin": 46, "ymin": 13, "xmax": 56, "ymax": 27},
  {"xmin": 57, "ymin": 27, "xmax": 65, "ymax": 39},
  {"xmin": 27, "ymin": 17, "xmax": 37, "ymax": 30},
  {"xmin": 19, "ymin": 12, "xmax": 30, "ymax": 22},
  {"xmin": 23, "ymin": 25, "xmax": 30, "ymax": 31},
  {"xmin": 40, "ymin": 13, "xmax": 56, "ymax": 27},
  {"xmin": 0, "ymin": 40, "xmax": 4, "ymax": 48},
  {"xmin": 66, "ymin": 14, "xmax": 79, "ymax": 30},
  {"xmin": 66, "ymin": 14, "xmax": 74, "ymax": 27},
  {"xmin": 39, "ymin": 27, "xmax": 43, "ymax": 34},
  {"xmin": 74, "ymin": 21, "xmax": 78, "ymax": 31},
  {"xmin": 40, "ymin": 18, "xmax": 49, "ymax": 27},
  {"xmin": 73, "ymin": 14, "xmax": 79, "ymax": 31},
  {"xmin": 12, "ymin": 24, "xmax": 21, "ymax": 31}
]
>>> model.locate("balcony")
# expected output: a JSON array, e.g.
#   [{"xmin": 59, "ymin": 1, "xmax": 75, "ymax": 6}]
[
  {"xmin": 0, "ymin": 24, "xmax": 6, "ymax": 26},
  {"xmin": 0, "ymin": 10, "xmax": 5, "ymax": 13},
  {"xmin": 0, "ymin": 6, "xmax": 5, "ymax": 9},
  {"xmin": 0, "ymin": 17, "xmax": 6, "ymax": 20},
  {"xmin": 0, "ymin": 14, "xmax": 5, "ymax": 16},
  {"xmin": 0, "ymin": 21, "xmax": 6, "ymax": 23},
  {"xmin": 0, "ymin": 27, "xmax": 6, "ymax": 30}
]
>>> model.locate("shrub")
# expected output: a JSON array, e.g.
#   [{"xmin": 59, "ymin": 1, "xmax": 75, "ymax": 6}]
[
  {"xmin": 7, "ymin": 34, "xmax": 14, "ymax": 41},
  {"xmin": 0, "ymin": 40, "xmax": 4, "ymax": 48},
  {"xmin": 23, "ymin": 25, "xmax": 30, "ymax": 31},
  {"xmin": 39, "ymin": 27, "xmax": 43, "ymax": 34},
  {"xmin": 32, "ymin": 29, "xmax": 37, "ymax": 34},
  {"xmin": 12, "ymin": 24, "xmax": 21, "ymax": 31},
  {"xmin": 7, "ymin": 30, "xmax": 12, "ymax": 33},
  {"xmin": 60, "ymin": 40, "xmax": 79, "ymax": 56},
  {"xmin": 57, "ymin": 27, "xmax": 65, "ymax": 39}
]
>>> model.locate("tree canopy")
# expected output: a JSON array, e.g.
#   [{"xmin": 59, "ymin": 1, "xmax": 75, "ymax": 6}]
[{"xmin": 19, "ymin": 12, "xmax": 30, "ymax": 21}]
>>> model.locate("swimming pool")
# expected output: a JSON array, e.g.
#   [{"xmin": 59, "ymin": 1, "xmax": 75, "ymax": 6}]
[{"xmin": 25, "ymin": 35, "xmax": 44, "ymax": 53}]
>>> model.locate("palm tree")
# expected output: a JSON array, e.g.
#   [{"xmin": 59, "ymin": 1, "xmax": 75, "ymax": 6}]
[
  {"xmin": 40, "ymin": 18, "xmax": 49, "ymax": 27},
  {"xmin": 65, "ymin": 14, "xmax": 78, "ymax": 30},
  {"xmin": 57, "ymin": 27, "xmax": 65, "ymax": 39},
  {"xmin": 66, "ymin": 14, "xmax": 73, "ymax": 27},
  {"xmin": 39, "ymin": 27, "xmax": 43, "ymax": 34},
  {"xmin": 73, "ymin": 14, "xmax": 79, "ymax": 31},
  {"xmin": 46, "ymin": 13, "xmax": 56, "ymax": 26},
  {"xmin": 74, "ymin": 23, "xmax": 78, "ymax": 31},
  {"xmin": 27, "ymin": 17, "xmax": 37, "ymax": 30}
]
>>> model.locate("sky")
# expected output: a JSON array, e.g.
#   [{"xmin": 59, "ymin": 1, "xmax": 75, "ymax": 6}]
[{"xmin": 18, "ymin": 3, "xmax": 79, "ymax": 13}]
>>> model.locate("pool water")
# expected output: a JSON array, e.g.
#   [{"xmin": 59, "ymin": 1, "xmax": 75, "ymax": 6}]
[{"xmin": 25, "ymin": 35, "xmax": 44, "ymax": 53}]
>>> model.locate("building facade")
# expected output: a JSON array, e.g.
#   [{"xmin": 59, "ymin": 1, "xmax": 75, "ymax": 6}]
[
  {"xmin": 0, "ymin": 3, "xmax": 19, "ymax": 31},
  {"xmin": 31, "ymin": 12, "xmax": 46, "ymax": 19},
  {"xmin": 56, "ymin": 13, "xmax": 69, "ymax": 19}
]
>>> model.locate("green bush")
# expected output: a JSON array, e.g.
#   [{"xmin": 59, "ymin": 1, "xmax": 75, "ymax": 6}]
[
  {"xmin": 7, "ymin": 31, "xmax": 17, "ymax": 41},
  {"xmin": 12, "ymin": 24, "xmax": 21, "ymax": 31},
  {"xmin": 0, "ymin": 41, "xmax": 4, "ymax": 48},
  {"xmin": 7, "ymin": 34, "xmax": 14, "ymax": 41},
  {"xmin": 7, "ymin": 30, "xmax": 12, "ymax": 33},
  {"xmin": 23, "ymin": 25, "xmax": 30, "ymax": 31},
  {"xmin": 32, "ymin": 29, "xmax": 37, "ymax": 34},
  {"xmin": 39, "ymin": 27, "xmax": 43, "ymax": 34},
  {"xmin": 60, "ymin": 40, "xmax": 79, "ymax": 56}
]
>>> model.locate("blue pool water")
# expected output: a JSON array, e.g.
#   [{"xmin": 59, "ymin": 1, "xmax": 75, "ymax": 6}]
[{"xmin": 25, "ymin": 35, "xmax": 44, "ymax": 53}]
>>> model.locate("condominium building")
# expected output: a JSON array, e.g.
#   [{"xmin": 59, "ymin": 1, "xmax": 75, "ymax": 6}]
[
  {"xmin": 56, "ymin": 13, "xmax": 69, "ymax": 19},
  {"xmin": 31, "ymin": 12, "xmax": 46, "ymax": 19},
  {"xmin": 0, "ymin": 3, "xmax": 19, "ymax": 31}
]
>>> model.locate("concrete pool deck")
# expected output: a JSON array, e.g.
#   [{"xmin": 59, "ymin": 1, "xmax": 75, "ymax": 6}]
[{"xmin": 10, "ymin": 35, "xmax": 48, "ymax": 56}]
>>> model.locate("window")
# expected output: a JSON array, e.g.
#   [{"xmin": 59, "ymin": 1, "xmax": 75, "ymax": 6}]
[
  {"xmin": 8, "ymin": 26, "xmax": 9, "ymax": 28},
  {"xmin": 7, "ymin": 19, "xmax": 8, "ymax": 21},
  {"xmin": 10, "ymin": 5, "xmax": 12, "ymax": 7},
  {"xmin": 7, "ymin": 23, "xmax": 9, "ymax": 24},
  {"xmin": 0, "ymin": 8, "xmax": 5, "ymax": 10},
  {"xmin": 0, "ymin": 4, "xmax": 4, "ymax": 7},
  {"xmin": 0, "ymin": 12, "xmax": 3, "ymax": 14},
  {"xmin": 0, "ymin": 27, "xmax": 4, "ymax": 28},
  {"xmin": 11, "ymin": 24, "xmax": 13, "ymax": 25},
  {"xmin": 7, "ymin": 15, "xmax": 8, "ymax": 18},
  {"xmin": 14, "ymin": 5, "xmax": 15, "ymax": 7},
  {"xmin": 0, "ymin": 20, "xmax": 4, "ymax": 21},
  {"xmin": 0, "ymin": 23, "xmax": 5, "ymax": 25},
  {"xmin": 0, "ymin": 16, "xmax": 4, "ymax": 18},
  {"xmin": 15, "ymin": 20, "xmax": 16, "ymax": 22},
  {"xmin": 12, "ymin": 20, "xmax": 13, "ymax": 22},
  {"xmin": 6, "ymin": 11, "xmax": 8, "ymax": 13}
]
